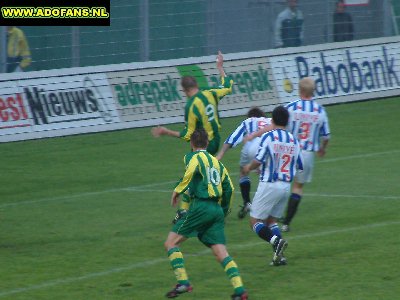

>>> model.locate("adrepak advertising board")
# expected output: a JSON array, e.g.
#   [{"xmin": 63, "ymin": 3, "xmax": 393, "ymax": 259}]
[
  {"xmin": 0, "ymin": 73, "xmax": 119, "ymax": 142},
  {"xmin": 269, "ymin": 42, "xmax": 400, "ymax": 105},
  {"xmin": 107, "ymin": 57, "xmax": 278, "ymax": 125}
]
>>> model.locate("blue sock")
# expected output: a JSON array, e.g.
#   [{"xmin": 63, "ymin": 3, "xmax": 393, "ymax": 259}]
[
  {"xmin": 269, "ymin": 223, "xmax": 281, "ymax": 239},
  {"xmin": 253, "ymin": 222, "xmax": 275, "ymax": 244}
]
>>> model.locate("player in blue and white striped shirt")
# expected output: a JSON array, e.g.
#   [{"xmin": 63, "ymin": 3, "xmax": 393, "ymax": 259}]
[
  {"xmin": 216, "ymin": 107, "xmax": 272, "ymax": 218},
  {"xmin": 282, "ymin": 77, "xmax": 330, "ymax": 232},
  {"xmin": 243, "ymin": 105, "xmax": 303, "ymax": 266}
]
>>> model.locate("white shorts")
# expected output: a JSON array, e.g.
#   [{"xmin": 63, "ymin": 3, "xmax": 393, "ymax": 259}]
[
  {"xmin": 239, "ymin": 137, "xmax": 261, "ymax": 167},
  {"xmin": 250, "ymin": 181, "xmax": 291, "ymax": 220},
  {"xmin": 295, "ymin": 150, "xmax": 314, "ymax": 184}
]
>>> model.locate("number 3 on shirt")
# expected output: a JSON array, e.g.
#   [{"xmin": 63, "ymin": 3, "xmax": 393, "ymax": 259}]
[{"xmin": 299, "ymin": 122, "xmax": 311, "ymax": 140}]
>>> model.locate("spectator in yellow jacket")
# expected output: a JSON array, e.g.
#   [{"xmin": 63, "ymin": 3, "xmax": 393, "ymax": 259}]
[{"xmin": 7, "ymin": 26, "xmax": 32, "ymax": 73}]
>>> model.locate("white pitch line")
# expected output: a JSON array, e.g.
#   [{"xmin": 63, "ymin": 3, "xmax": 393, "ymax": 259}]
[
  {"xmin": 1, "ymin": 149, "xmax": 399, "ymax": 209},
  {"xmin": 0, "ymin": 220, "xmax": 399, "ymax": 298},
  {"xmin": 114, "ymin": 188, "xmax": 400, "ymax": 201},
  {"xmin": 0, "ymin": 180, "xmax": 178, "ymax": 209},
  {"xmin": 318, "ymin": 150, "xmax": 400, "ymax": 163},
  {"xmin": 304, "ymin": 193, "xmax": 400, "ymax": 200}
]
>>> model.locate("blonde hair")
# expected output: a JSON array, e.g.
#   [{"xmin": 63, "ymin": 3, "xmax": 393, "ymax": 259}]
[{"xmin": 299, "ymin": 77, "xmax": 315, "ymax": 98}]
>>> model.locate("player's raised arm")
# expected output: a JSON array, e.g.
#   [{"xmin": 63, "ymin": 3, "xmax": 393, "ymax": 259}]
[
  {"xmin": 209, "ymin": 51, "xmax": 234, "ymax": 101},
  {"xmin": 216, "ymin": 50, "xmax": 226, "ymax": 77}
]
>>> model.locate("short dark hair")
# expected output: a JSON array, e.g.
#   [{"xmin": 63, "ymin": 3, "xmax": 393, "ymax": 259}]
[
  {"xmin": 272, "ymin": 105, "xmax": 289, "ymax": 127},
  {"xmin": 247, "ymin": 107, "xmax": 266, "ymax": 118},
  {"xmin": 190, "ymin": 128, "xmax": 209, "ymax": 148},
  {"xmin": 181, "ymin": 76, "xmax": 198, "ymax": 91}
]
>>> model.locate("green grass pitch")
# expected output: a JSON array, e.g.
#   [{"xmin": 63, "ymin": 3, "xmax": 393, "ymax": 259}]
[{"xmin": 1, "ymin": 97, "xmax": 400, "ymax": 300}]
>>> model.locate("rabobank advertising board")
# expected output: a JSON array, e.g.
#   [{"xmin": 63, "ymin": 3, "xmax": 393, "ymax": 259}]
[{"xmin": 270, "ymin": 42, "xmax": 400, "ymax": 105}]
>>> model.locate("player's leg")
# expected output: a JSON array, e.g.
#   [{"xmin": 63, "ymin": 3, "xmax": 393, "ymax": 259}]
[
  {"xmin": 282, "ymin": 181, "xmax": 303, "ymax": 231},
  {"xmin": 265, "ymin": 182, "xmax": 291, "ymax": 265},
  {"xmin": 282, "ymin": 151, "xmax": 314, "ymax": 231},
  {"xmin": 250, "ymin": 182, "xmax": 288, "ymax": 264},
  {"xmin": 238, "ymin": 168, "xmax": 251, "ymax": 219},
  {"xmin": 237, "ymin": 141, "xmax": 254, "ymax": 219},
  {"xmin": 211, "ymin": 244, "xmax": 248, "ymax": 300},
  {"xmin": 164, "ymin": 232, "xmax": 193, "ymax": 298},
  {"xmin": 195, "ymin": 202, "xmax": 247, "ymax": 299}
]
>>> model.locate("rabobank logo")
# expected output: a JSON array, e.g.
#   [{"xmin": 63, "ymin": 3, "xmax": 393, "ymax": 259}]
[{"xmin": 295, "ymin": 46, "xmax": 399, "ymax": 96}]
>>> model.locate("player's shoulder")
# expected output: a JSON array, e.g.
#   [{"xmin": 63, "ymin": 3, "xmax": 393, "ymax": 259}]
[
  {"xmin": 285, "ymin": 99, "xmax": 301, "ymax": 109},
  {"xmin": 312, "ymin": 100, "xmax": 328, "ymax": 115},
  {"xmin": 184, "ymin": 151, "xmax": 198, "ymax": 166},
  {"xmin": 260, "ymin": 129, "xmax": 275, "ymax": 142},
  {"xmin": 287, "ymin": 131, "xmax": 300, "ymax": 144}
]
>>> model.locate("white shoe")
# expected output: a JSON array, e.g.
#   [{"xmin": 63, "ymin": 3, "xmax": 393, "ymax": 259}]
[{"xmin": 281, "ymin": 225, "xmax": 290, "ymax": 232}]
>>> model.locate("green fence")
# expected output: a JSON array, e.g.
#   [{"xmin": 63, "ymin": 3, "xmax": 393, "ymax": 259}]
[{"xmin": 21, "ymin": 1, "xmax": 206, "ymax": 72}]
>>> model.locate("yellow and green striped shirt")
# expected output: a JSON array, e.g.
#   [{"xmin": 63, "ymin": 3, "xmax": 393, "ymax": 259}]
[
  {"xmin": 175, "ymin": 150, "xmax": 234, "ymax": 216},
  {"xmin": 179, "ymin": 76, "xmax": 233, "ymax": 142}
]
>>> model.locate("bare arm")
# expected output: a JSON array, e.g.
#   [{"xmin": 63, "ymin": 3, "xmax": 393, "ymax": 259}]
[
  {"xmin": 317, "ymin": 139, "xmax": 329, "ymax": 157},
  {"xmin": 243, "ymin": 124, "xmax": 274, "ymax": 143},
  {"xmin": 216, "ymin": 50, "xmax": 226, "ymax": 77},
  {"xmin": 242, "ymin": 159, "xmax": 261, "ymax": 175},
  {"xmin": 216, "ymin": 143, "xmax": 231, "ymax": 161},
  {"xmin": 151, "ymin": 126, "xmax": 180, "ymax": 138}
]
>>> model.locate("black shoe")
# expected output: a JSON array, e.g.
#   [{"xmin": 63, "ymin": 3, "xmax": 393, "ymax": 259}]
[
  {"xmin": 165, "ymin": 283, "xmax": 193, "ymax": 298},
  {"xmin": 272, "ymin": 238, "xmax": 288, "ymax": 265},
  {"xmin": 237, "ymin": 203, "xmax": 251, "ymax": 219},
  {"xmin": 231, "ymin": 291, "xmax": 248, "ymax": 300},
  {"xmin": 172, "ymin": 210, "xmax": 187, "ymax": 224},
  {"xmin": 270, "ymin": 256, "xmax": 287, "ymax": 266}
]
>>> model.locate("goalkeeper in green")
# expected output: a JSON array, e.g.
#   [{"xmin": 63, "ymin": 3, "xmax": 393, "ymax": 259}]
[{"xmin": 163, "ymin": 128, "xmax": 248, "ymax": 300}]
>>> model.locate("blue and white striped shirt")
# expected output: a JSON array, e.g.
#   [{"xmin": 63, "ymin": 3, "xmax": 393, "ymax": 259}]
[
  {"xmin": 285, "ymin": 99, "xmax": 330, "ymax": 152},
  {"xmin": 224, "ymin": 117, "xmax": 271, "ymax": 147},
  {"xmin": 255, "ymin": 129, "xmax": 303, "ymax": 183}
]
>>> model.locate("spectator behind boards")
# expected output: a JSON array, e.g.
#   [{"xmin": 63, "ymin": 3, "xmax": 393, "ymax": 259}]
[
  {"xmin": 333, "ymin": 0, "xmax": 354, "ymax": 42},
  {"xmin": 274, "ymin": 0, "xmax": 304, "ymax": 48},
  {"xmin": 7, "ymin": 26, "xmax": 32, "ymax": 73}
]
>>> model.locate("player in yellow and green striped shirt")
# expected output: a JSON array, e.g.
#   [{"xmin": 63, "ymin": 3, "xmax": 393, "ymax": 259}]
[
  {"xmin": 164, "ymin": 128, "xmax": 248, "ymax": 300},
  {"xmin": 151, "ymin": 51, "xmax": 233, "ymax": 155},
  {"xmin": 152, "ymin": 51, "xmax": 233, "ymax": 223}
]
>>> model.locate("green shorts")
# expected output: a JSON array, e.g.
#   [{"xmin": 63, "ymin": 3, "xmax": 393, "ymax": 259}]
[{"xmin": 172, "ymin": 199, "xmax": 226, "ymax": 246}]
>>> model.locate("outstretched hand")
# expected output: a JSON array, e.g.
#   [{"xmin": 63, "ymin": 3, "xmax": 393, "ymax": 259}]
[{"xmin": 151, "ymin": 126, "xmax": 165, "ymax": 137}]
